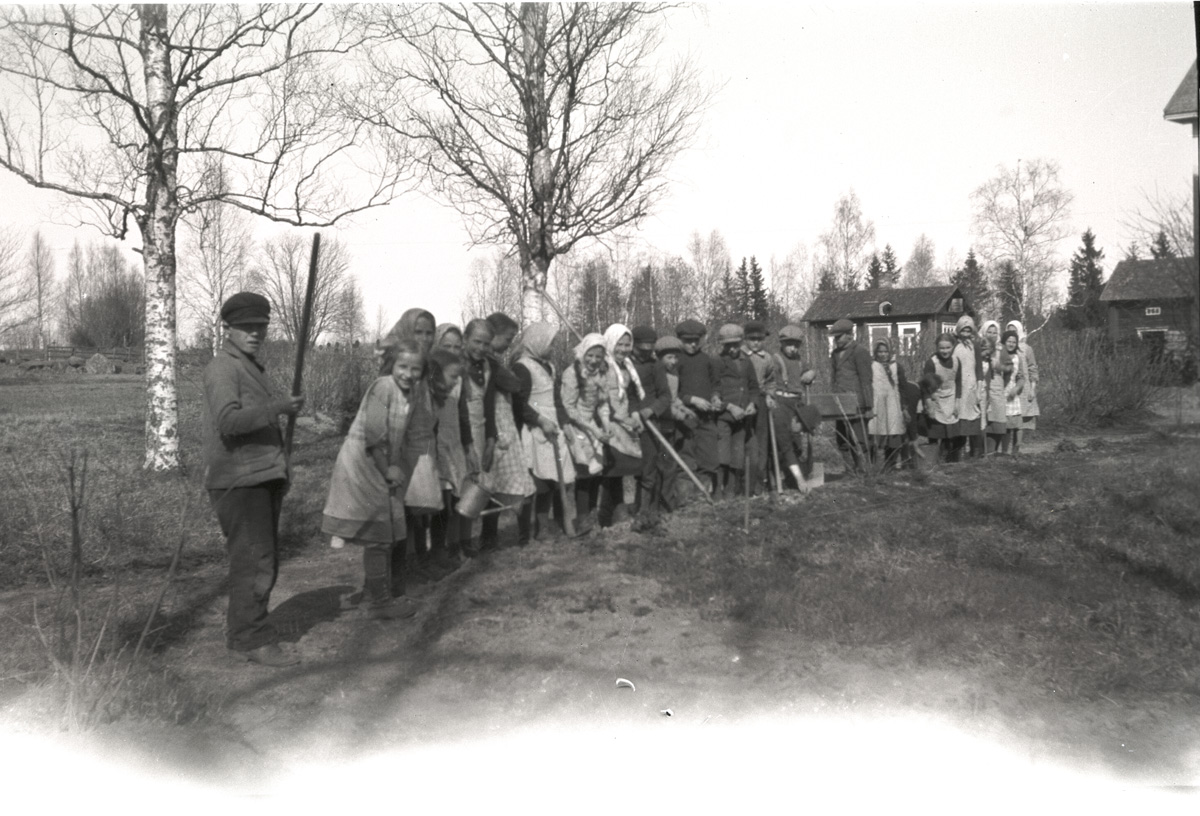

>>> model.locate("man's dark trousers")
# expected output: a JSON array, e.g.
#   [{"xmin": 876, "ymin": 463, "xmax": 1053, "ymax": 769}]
[{"xmin": 209, "ymin": 479, "xmax": 286, "ymax": 651}]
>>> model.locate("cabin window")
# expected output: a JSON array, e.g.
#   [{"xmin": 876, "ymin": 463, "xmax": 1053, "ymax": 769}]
[
  {"xmin": 897, "ymin": 322, "xmax": 920, "ymax": 350},
  {"xmin": 867, "ymin": 323, "xmax": 891, "ymax": 345},
  {"xmin": 941, "ymin": 322, "xmax": 958, "ymax": 336},
  {"xmin": 1145, "ymin": 306, "xmax": 1161, "ymax": 316},
  {"xmin": 949, "ymin": 297, "xmax": 963, "ymax": 313}
]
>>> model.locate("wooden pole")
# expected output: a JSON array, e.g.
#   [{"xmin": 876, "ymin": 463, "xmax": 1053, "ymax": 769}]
[
  {"xmin": 284, "ymin": 232, "xmax": 321, "ymax": 462},
  {"xmin": 767, "ymin": 406, "xmax": 783, "ymax": 495},
  {"xmin": 550, "ymin": 435, "xmax": 577, "ymax": 538},
  {"xmin": 644, "ymin": 419, "xmax": 716, "ymax": 508},
  {"xmin": 743, "ymin": 448, "xmax": 751, "ymax": 533}
]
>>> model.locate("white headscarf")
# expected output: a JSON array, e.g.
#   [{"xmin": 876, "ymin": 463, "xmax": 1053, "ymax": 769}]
[{"xmin": 602, "ymin": 322, "xmax": 645, "ymax": 402}]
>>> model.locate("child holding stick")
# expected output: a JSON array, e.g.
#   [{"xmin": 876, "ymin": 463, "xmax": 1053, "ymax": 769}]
[{"xmin": 322, "ymin": 339, "xmax": 424, "ymax": 620}]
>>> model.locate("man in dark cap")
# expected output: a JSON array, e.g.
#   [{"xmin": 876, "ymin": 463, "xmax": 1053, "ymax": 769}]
[
  {"xmin": 627, "ymin": 325, "xmax": 669, "ymax": 531},
  {"xmin": 673, "ymin": 318, "xmax": 722, "ymax": 498},
  {"xmin": 828, "ymin": 318, "xmax": 873, "ymax": 475},
  {"xmin": 204, "ymin": 291, "xmax": 305, "ymax": 667},
  {"xmin": 740, "ymin": 320, "xmax": 777, "ymax": 495}
]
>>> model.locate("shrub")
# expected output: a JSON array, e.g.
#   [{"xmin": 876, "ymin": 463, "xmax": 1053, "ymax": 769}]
[{"xmin": 1037, "ymin": 328, "xmax": 1166, "ymax": 425}]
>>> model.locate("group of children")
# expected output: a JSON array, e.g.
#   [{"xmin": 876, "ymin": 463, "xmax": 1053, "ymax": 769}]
[
  {"xmin": 316, "ymin": 307, "xmax": 1041, "ymax": 621},
  {"xmin": 318, "ymin": 311, "xmax": 834, "ymax": 621},
  {"xmin": 920, "ymin": 316, "xmax": 1040, "ymax": 462}
]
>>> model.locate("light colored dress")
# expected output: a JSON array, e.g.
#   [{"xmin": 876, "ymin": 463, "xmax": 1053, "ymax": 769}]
[
  {"xmin": 1006, "ymin": 351, "xmax": 1025, "ymax": 421},
  {"xmin": 868, "ymin": 360, "xmax": 905, "ymax": 445},
  {"xmin": 560, "ymin": 362, "xmax": 609, "ymax": 473},
  {"xmin": 517, "ymin": 353, "xmax": 575, "ymax": 484},
  {"xmin": 923, "ymin": 354, "xmax": 960, "ymax": 438},
  {"xmin": 322, "ymin": 376, "xmax": 410, "ymax": 543},
  {"xmin": 953, "ymin": 341, "xmax": 981, "ymax": 434},
  {"xmin": 463, "ymin": 359, "xmax": 533, "ymax": 499}
]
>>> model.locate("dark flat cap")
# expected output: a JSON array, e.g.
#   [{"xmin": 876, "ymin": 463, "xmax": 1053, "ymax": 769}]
[
  {"xmin": 743, "ymin": 320, "xmax": 768, "ymax": 338},
  {"xmin": 631, "ymin": 325, "xmax": 658, "ymax": 345},
  {"xmin": 830, "ymin": 318, "xmax": 854, "ymax": 335},
  {"xmin": 221, "ymin": 291, "xmax": 271, "ymax": 324},
  {"xmin": 674, "ymin": 319, "xmax": 707, "ymax": 339}
]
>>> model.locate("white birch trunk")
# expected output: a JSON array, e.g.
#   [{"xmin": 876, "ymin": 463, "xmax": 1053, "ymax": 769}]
[{"xmin": 139, "ymin": 5, "xmax": 182, "ymax": 472}]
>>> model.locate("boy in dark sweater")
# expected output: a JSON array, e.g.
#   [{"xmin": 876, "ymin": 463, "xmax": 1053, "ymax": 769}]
[
  {"xmin": 674, "ymin": 318, "xmax": 723, "ymax": 497},
  {"xmin": 627, "ymin": 326, "xmax": 672, "ymax": 531},
  {"xmin": 715, "ymin": 323, "xmax": 760, "ymax": 500}
]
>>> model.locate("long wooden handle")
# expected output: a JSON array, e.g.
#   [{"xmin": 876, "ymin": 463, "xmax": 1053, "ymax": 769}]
[
  {"xmin": 284, "ymin": 232, "xmax": 321, "ymax": 462},
  {"xmin": 767, "ymin": 406, "xmax": 783, "ymax": 495},
  {"xmin": 644, "ymin": 418, "xmax": 716, "ymax": 508},
  {"xmin": 550, "ymin": 435, "xmax": 576, "ymax": 537}
]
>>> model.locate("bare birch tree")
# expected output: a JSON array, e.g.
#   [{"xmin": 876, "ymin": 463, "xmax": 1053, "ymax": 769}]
[
  {"xmin": 901, "ymin": 234, "xmax": 938, "ymax": 288},
  {"xmin": 27, "ymin": 229, "xmax": 55, "ymax": 349},
  {"xmin": 0, "ymin": 227, "xmax": 31, "ymax": 338},
  {"xmin": 252, "ymin": 232, "xmax": 353, "ymax": 345},
  {"xmin": 0, "ymin": 4, "xmax": 406, "ymax": 470},
  {"xmin": 178, "ymin": 195, "xmax": 252, "ymax": 355},
  {"xmin": 769, "ymin": 242, "xmax": 812, "ymax": 322},
  {"xmin": 818, "ymin": 190, "xmax": 875, "ymax": 292},
  {"xmin": 355, "ymin": 3, "xmax": 707, "ymax": 327},
  {"xmin": 971, "ymin": 159, "xmax": 1073, "ymax": 322}
]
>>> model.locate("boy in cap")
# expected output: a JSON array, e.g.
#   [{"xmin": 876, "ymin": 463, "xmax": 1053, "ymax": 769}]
[
  {"xmin": 673, "ymin": 319, "xmax": 723, "ymax": 497},
  {"xmin": 771, "ymin": 324, "xmax": 818, "ymax": 488},
  {"xmin": 204, "ymin": 291, "xmax": 304, "ymax": 667},
  {"xmin": 627, "ymin": 326, "xmax": 671, "ymax": 531},
  {"xmin": 741, "ymin": 320, "xmax": 779, "ymax": 495},
  {"xmin": 828, "ymin": 318, "xmax": 873, "ymax": 475},
  {"xmin": 715, "ymin": 323, "xmax": 760, "ymax": 500},
  {"xmin": 652, "ymin": 334, "xmax": 692, "ymax": 512}
]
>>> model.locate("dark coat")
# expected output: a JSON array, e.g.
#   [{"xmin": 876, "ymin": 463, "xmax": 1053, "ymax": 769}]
[
  {"xmin": 203, "ymin": 345, "xmax": 288, "ymax": 489},
  {"xmin": 830, "ymin": 340, "xmax": 874, "ymax": 413}
]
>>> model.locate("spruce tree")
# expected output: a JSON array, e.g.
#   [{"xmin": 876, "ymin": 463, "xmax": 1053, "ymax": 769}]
[
  {"xmin": 865, "ymin": 253, "xmax": 884, "ymax": 289},
  {"xmin": 948, "ymin": 247, "xmax": 988, "ymax": 317},
  {"xmin": 1150, "ymin": 230, "xmax": 1175, "ymax": 260},
  {"xmin": 734, "ymin": 257, "xmax": 752, "ymax": 317},
  {"xmin": 748, "ymin": 255, "xmax": 769, "ymax": 320},
  {"xmin": 1063, "ymin": 228, "xmax": 1105, "ymax": 330},
  {"xmin": 816, "ymin": 263, "xmax": 840, "ymax": 292},
  {"xmin": 880, "ymin": 244, "xmax": 901, "ymax": 287}
]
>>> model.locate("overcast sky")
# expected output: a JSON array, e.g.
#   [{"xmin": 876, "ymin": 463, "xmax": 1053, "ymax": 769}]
[{"xmin": 0, "ymin": 2, "xmax": 1195, "ymax": 336}]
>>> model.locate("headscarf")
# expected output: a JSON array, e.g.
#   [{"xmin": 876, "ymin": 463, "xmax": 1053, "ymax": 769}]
[
  {"xmin": 873, "ymin": 339, "xmax": 895, "ymax": 386},
  {"xmin": 434, "ymin": 322, "xmax": 462, "ymax": 350},
  {"xmin": 980, "ymin": 320, "xmax": 1000, "ymax": 341},
  {"xmin": 1005, "ymin": 320, "xmax": 1025, "ymax": 341},
  {"xmin": 573, "ymin": 332, "xmax": 607, "ymax": 373},
  {"xmin": 603, "ymin": 322, "xmax": 645, "ymax": 402},
  {"xmin": 955, "ymin": 314, "xmax": 976, "ymax": 336},
  {"xmin": 387, "ymin": 308, "xmax": 437, "ymax": 347},
  {"xmin": 378, "ymin": 307, "xmax": 437, "ymax": 375},
  {"xmin": 518, "ymin": 321, "xmax": 558, "ymax": 361}
]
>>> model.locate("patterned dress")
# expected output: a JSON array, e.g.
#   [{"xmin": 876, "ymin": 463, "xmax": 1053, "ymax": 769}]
[{"xmin": 464, "ymin": 359, "xmax": 533, "ymax": 499}]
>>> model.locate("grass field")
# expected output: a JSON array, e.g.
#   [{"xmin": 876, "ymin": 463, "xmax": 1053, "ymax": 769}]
[{"xmin": 2, "ymin": 370, "xmax": 1199, "ymax": 787}]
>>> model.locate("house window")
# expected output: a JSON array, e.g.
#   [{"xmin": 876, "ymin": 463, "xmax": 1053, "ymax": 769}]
[
  {"xmin": 1145, "ymin": 306, "xmax": 1162, "ymax": 316},
  {"xmin": 949, "ymin": 298, "xmax": 963, "ymax": 313},
  {"xmin": 867, "ymin": 323, "xmax": 891, "ymax": 344},
  {"xmin": 897, "ymin": 322, "xmax": 921, "ymax": 351},
  {"xmin": 941, "ymin": 322, "xmax": 958, "ymax": 336}
]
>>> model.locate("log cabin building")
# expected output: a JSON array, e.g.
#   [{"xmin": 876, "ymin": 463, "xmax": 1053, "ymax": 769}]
[
  {"xmin": 801, "ymin": 285, "xmax": 970, "ymax": 353},
  {"xmin": 1099, "ymin": 257, "xmax": 1196, "ymax": 358}
]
